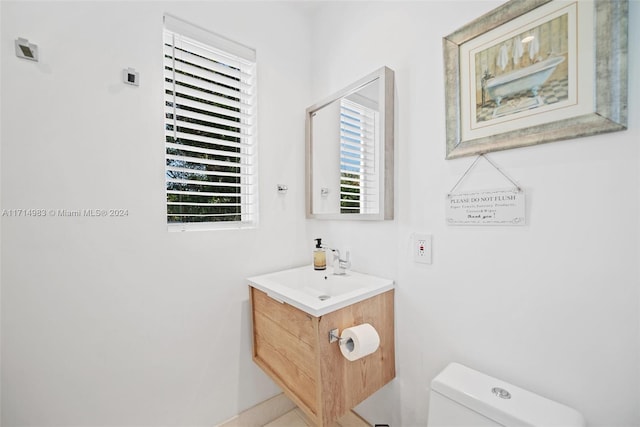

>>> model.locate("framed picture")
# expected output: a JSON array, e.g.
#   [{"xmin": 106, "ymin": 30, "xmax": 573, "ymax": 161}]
[{"xmin": 444, "ymin": 0, "xmax": 628, "ymax": 159}]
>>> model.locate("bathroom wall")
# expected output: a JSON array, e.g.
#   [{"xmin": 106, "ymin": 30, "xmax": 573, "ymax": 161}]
[
  {"xmin": 307, "ymin": 1, "xmax": 640, "ymax": 426},
  {"xmin": 0, "ymin": 2, "xmax": 311, "ymax": 425},
  {"xmin": 0, "ymin": 2, "xmax": 3, "ymax": 423}
]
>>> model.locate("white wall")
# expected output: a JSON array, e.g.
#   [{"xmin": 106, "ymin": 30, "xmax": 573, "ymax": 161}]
[
  {"xmin": 1, "ymin": 2, "xmax": 311, "ymax": 425},
  {"xmin": 307, "ymin": 1, "xmax": 640, "ymax": 426}
]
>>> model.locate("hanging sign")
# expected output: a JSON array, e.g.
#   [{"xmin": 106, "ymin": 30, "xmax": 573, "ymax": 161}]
[{"xmin": 446, "ymin": 189, "xmax": 525, "ymax": 225}]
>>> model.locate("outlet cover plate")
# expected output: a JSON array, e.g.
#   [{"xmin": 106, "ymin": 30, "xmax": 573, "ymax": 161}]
[{"xmin": 412, "ymin": 233, "xmax": 432, "ymax": 264}]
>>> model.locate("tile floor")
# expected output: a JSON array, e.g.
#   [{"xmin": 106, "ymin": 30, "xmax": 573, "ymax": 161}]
[{"xmin": 264, "ymin": 408, "xmax": 370, "ymax": 427}]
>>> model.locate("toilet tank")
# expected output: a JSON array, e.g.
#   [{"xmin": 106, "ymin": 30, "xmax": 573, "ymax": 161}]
[{"xmin": 427, "ymin": 363, "xmax": 585, "ymax": 427}]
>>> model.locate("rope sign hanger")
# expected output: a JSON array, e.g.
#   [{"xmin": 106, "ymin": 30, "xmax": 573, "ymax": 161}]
[{"xmin": 448, "ymin": 154, "xmax": 521, "ymax": 197}]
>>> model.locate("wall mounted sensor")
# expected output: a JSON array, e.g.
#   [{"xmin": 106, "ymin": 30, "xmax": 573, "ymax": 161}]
[
  {"xmin": 123, "ymin": 68, "xmax": 139, "ymax": 86},
  {"xmin": 15, "ymin": 38, "xmax": 38, "ymax": 62}
]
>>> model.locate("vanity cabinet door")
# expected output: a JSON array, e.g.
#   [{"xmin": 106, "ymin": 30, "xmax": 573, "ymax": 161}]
[{"xmin": 251, "ymin": 288, "xmax": 320, "ymax": 416}]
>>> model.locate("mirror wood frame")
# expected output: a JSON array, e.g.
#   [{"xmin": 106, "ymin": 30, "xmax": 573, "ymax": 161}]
[{"xmin": 305, "ymin": 66, "xmax": 395, "ymax": 220}]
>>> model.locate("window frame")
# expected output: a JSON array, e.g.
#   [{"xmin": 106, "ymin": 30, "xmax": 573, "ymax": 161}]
[{"xmin": 163, "ymin": 14, "xmax": 258, "ymax": 232}]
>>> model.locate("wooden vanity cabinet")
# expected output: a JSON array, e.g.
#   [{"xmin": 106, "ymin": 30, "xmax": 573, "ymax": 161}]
[{"xmin": 250, "ymin": 286, "xmax": 395, "ymax": 427}]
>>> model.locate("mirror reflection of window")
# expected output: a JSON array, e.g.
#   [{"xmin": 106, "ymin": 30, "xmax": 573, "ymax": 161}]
[
  {"xmin": 339, "ymin": 98, "xmax": 379, "ymax": 214},
  {"xmin": 306, "ymin": 66, "xmax": 394, "ymax": 220}
]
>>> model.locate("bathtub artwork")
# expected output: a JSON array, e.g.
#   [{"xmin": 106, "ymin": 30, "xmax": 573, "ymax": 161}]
[
  {"xmin": 474, "ymin": 13, "xmax": 569, "ymax": 121},
  {"xmin": 444, "ymin": 0, "xmax": 627, "ymax": 160}
]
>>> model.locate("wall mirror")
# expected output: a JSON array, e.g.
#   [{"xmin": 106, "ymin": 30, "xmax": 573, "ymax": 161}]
[{"xmin": 306, "ymin": 66, "xmax": 394, "ymax": 220}]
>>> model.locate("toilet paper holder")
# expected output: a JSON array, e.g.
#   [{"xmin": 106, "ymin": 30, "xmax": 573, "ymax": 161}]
[{"xmin": 329, "ymin": 328, "xmax": 345, "ymax": 344}]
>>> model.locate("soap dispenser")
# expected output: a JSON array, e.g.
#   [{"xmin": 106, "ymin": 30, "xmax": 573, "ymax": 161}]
[{"xmin": 313, "ymin": 238, "xmax": 326, "ymax": 270}]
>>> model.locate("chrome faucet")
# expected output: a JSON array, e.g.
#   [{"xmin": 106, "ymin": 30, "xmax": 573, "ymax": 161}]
[{"xmin": 325, "ymin": 247, "xmax": 350, "ymax": 275}]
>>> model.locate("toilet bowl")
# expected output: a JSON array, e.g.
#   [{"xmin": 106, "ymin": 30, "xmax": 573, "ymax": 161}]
[{"xmin": 427, "ymin": 363, "xmax": 585, "ymax": 426}]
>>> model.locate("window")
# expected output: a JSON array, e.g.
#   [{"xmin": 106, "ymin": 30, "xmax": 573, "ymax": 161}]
[
  {"xmin": 163, "ymin": 15, "xmax": 257, "ymax": 230},
  {"xmin": 339, "ymin": 98, "xmax": 378, "ymax": 214}
]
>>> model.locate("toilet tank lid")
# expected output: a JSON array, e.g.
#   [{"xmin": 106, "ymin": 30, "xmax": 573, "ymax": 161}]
[{"xmin": 430, "ymin": 363, "xmax": 585, "ymax": 427}]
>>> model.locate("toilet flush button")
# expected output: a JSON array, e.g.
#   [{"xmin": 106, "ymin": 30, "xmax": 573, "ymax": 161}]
[{"xmin": 492, "ymin": 387, "xmax": 512, "ymax": 399}]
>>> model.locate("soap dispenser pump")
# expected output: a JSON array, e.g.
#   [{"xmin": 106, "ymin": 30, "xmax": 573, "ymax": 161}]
[{"xmin": 313, "ymin": 238, "xmax": 327, "ymax": 270}]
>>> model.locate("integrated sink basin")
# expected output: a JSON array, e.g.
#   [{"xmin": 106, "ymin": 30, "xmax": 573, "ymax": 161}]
[{"xmin": 247, "ymin": 265, "xmax": 394, "ymax": 316}]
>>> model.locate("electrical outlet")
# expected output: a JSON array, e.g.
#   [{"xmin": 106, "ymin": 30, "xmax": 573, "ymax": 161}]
[{"xmin": 412, "ymin": 233, "xmax": 432, "ymax": 264}]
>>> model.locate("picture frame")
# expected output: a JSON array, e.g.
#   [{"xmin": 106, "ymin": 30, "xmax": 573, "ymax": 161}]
[{"xmin": 443, "ymin": 0, "xmax": 628, "ymax": 160}]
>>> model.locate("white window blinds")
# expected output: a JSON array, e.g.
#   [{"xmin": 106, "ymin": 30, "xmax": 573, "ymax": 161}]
[
  {"xmin": 163, "ymin": 16, "xmax": 257, "ymax": 229},
  {"xmin": 339, "ymin": 99, "xmax": 378, "ymax": 214}
]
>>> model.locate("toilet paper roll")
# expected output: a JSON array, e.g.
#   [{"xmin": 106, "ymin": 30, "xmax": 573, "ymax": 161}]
[{"xmin": 339, "ymin": 323, "xmax": 380, "ymax": 361}]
